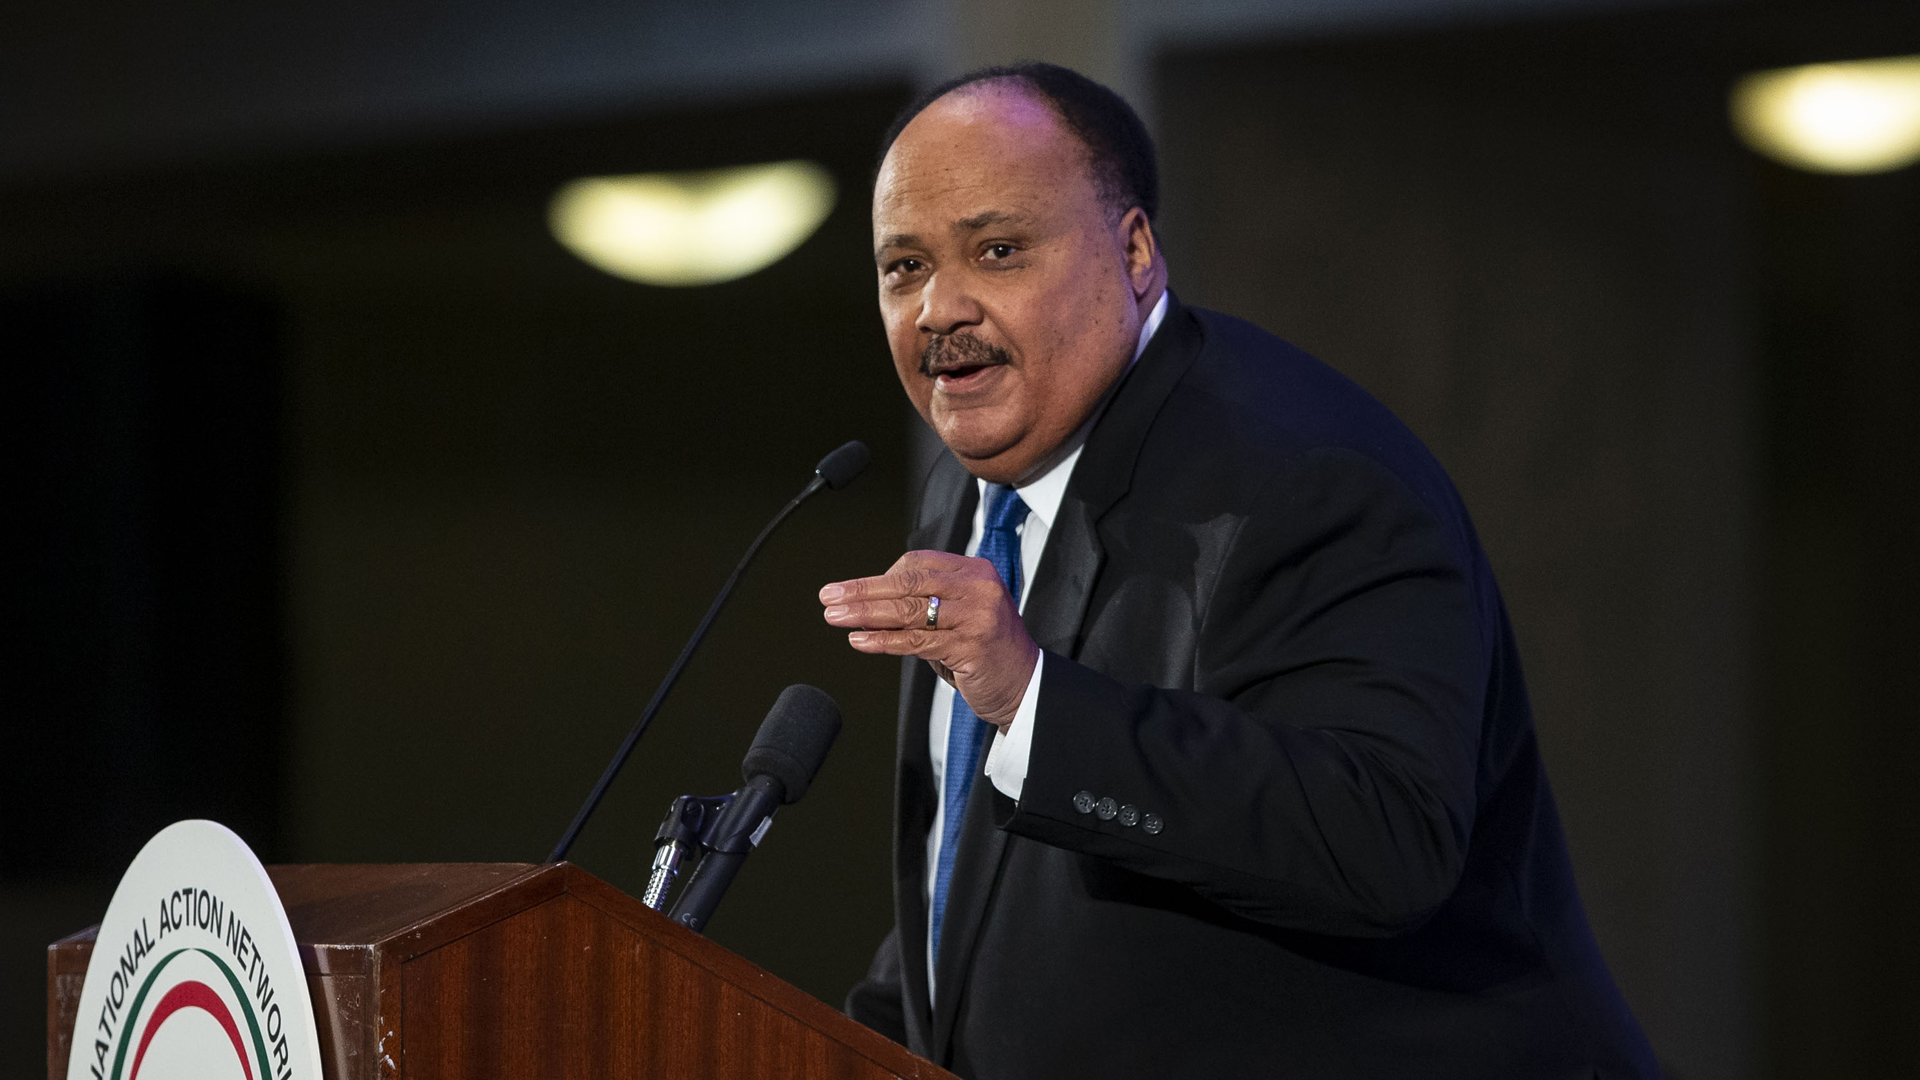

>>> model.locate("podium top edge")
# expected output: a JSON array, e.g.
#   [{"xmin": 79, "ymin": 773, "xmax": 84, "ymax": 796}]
[{"xmin": 265, "ymin": 862, "xmax": 555, "ymax": 950}]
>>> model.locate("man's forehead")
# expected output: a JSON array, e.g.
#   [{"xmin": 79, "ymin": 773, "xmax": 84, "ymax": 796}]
[
  {"xmin": 874, "ymin": 208, "xmax": 1039, "ymax": 253},
  {"xmin": 873, "ymin": 86, "xmax": 1084, "ymax": 239}
]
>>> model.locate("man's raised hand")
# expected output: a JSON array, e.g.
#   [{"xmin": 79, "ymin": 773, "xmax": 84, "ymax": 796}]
[{"xmin": 819, "ymin": 550, "xmax": 1038, "ymax": 731}]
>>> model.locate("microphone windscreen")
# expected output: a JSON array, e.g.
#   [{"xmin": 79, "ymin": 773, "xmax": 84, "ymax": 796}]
[
  {"xmin": 742, "ymin": 684, "xmax": 843, "ymax": 804},
  {"xmin": 813, "ymin": 441, "xmax": 870, "ymax": 491}
]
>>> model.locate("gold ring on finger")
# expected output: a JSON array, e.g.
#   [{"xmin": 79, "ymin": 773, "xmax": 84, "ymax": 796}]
[{"xmin": 925, "ymin": 595, "xmax": 941, "ymax": 629}]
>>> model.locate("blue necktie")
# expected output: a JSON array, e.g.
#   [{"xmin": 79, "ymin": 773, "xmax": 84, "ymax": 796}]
[{"xmin": 930, "ymin": 483, "xmax": 1030, "ymax": 963}]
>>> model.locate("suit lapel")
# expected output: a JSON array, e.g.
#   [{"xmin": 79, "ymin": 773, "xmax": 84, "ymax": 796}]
[
  {"xmin": 1024, "ymin": 295, "xmax": 1206, "ymax": 657},
  {"xmin": 895, "ymin": 451, "xmax": 976, "ymax": 1050},
  {"xmin": 1021, "ymin": 493, "xmax": 1103, "ymax": 657}
]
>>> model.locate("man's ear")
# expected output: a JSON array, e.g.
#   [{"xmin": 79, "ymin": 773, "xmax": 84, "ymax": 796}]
[{"xmin": 1119, "ymin": 207, "xmax": 1162, "ymax": 300}]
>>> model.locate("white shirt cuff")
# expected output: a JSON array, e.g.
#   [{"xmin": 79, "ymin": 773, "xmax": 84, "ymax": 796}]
[{"xmin": 983, "ymin": 652, "xmax": 1042, "ymax": 802}]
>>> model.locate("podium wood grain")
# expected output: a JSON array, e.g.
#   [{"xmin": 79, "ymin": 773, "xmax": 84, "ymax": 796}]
[{"xmin": 48, "ymin": 862, "xmax": 947, "ymax": 1080}]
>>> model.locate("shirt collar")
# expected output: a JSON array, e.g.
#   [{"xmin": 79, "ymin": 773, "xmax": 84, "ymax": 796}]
[
  {"xmin": 988, "ymin": 290, "xmax": 1170, "ymax": 533},
  {"xmin": 1134, "ymin": 289, "xmax": 1169, "ymax": 365}
]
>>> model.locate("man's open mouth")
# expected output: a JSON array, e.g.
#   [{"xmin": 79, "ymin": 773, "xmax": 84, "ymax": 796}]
[
  {"xmin": 934, "ymin": 362, "xmax": 996, "ymax": 382},
  {"xmin": 921, "ymin": 334, "xmax": 1012, "ymax": 387}
]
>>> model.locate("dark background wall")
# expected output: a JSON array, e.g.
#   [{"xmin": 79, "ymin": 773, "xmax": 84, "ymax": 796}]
[
  {"xmin": 4, "ymin": 278, "xmax": 286, "ymax": 1077},
  {"xmin": 0, "ymin": 86, "xmax": 917, "ymax": 1075},
  {"xmin": 4, "ymin": 2, "xmax": 1917, "ymax": 1078},
  {"xmin": 1754, "ymin": 139, "xmax": 1920, "ymax": 1077}
]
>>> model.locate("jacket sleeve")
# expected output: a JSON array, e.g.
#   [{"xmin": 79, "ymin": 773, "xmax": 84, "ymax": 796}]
[
  {"xmin": 843, "ymin": 927, "xmax": 910, "ymax": 1046},
  {"xmin": 1003, "ymin": 449, "xmax": 1487, "ymax": 938}
]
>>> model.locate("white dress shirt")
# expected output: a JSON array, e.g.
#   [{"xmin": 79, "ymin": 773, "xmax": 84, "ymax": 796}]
[{"xmin": 924, "ymin": 291, "xmax": 1167, "ymax": 995}]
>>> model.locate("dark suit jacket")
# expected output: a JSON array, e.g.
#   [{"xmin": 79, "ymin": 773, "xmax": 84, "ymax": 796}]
[{"xmin": 846, "ymin": 298, "xmax": 1658, "ymax": 1079}]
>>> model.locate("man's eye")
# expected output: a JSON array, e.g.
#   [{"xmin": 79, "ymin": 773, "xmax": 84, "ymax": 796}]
[
  {"xmin": 985, "ymin": 244, "xmax": 1016, "ymax": 260},
  {"xmin": 889, "ymin": 258, "xmax": 925, "ymax": 275}
]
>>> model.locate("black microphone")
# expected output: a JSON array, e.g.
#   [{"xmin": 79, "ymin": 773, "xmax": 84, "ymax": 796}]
[
  {"xmin": 667, "ymin": 685, "xmax": 842, "ymax": 932},
  {"xmin": 812, "ymin": 440, "xmax": 870, "ymax": 493},
  {"xmin": 547, "ymin": 443, "xmax": 869, "ymax": 863}
]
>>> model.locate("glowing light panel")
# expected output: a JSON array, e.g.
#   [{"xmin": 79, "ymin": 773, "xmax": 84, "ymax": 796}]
[
  {"xmin": 550, "ymin": 160, "xmax": 836, "ymax": 286},
  {"xmin": 1732, "ymin": 55, "xmax": 1920, "ymax": 174}
]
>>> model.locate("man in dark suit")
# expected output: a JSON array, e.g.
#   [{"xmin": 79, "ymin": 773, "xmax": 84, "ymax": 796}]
[{"xmin": 819, "ymin": 63, "xmax": 1658, "ymax": 1078}]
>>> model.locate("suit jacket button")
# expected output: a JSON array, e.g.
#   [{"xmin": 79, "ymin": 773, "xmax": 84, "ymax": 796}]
[
  {"xmin": 1095, "ymin": 797, "xmax": 1119, "ymax": 821},
  {"xmin": 1073, "ymin": 791, "xmax": 1096, "ymax": 814},
  {"xmin": 1142, "ymin": 814, "xmax": 1164, "ymax": 835},
  {"xmin": 1118, "ymin": 804, "xmax": 1140, "ymax": 827}
]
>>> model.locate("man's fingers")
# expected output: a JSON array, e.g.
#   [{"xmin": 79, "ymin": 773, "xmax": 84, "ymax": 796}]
[
  {"xmin": 820, "ymin": 573, "xmax": 909, "ymax": 604},
  {"xmin": 822, "ymin": 596, "xmax": 929, "ymax": 629},
  {"xmin": 819, "ymin": 550, "xmax": 979, "ymax": 605},
  {"xmin": 819, "ymin": 563, "xmax": 940, "ymax": 603},
  {"xmin": 847, "ymin": 629, "xmax": 941, "ymax": 656}
]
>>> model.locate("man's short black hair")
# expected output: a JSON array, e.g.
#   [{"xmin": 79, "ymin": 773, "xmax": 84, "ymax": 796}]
[{"xmin": 877, "ymin": 62, "xmax": 1159, "ymax": 222}]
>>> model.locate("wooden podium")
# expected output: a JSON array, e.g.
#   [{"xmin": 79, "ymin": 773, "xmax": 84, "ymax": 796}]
[{"xmin": 47, "ymin": 862, "xmax": 950, "ymax": 1080}]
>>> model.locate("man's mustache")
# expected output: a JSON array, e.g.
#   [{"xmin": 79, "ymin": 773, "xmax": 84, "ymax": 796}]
[{"xmin": 920, "ymin": 334, "xmax": 1012, "ymax": 377}]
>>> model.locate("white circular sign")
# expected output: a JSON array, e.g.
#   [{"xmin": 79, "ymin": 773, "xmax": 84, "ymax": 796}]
[{"xmin": 66, "ymin": 821, "xmax": 322, "ymax": 1080}]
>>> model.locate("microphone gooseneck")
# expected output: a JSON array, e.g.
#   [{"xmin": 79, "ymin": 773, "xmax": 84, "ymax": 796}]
[
  {"xmin": 547, "ymin": 444, "xmax": 869, "ymax": 863},
  {"xmin": 667, "ymin": 685, "xmax": 842, "ymax": 932}
]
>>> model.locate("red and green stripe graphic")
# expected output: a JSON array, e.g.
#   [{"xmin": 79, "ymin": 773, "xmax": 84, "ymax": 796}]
[
  {"xmin": 110, "ymin": 949, "xmax": 270, "ymax": 1080},
  {"xmin": 127, "ymin": 980, "xmax": 253, "ymax": 1080}
]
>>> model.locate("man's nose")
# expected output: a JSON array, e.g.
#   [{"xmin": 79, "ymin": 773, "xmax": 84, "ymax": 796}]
[{"xmin": 917, "ymin": 271, "xmax": 984, "ymax": 337}]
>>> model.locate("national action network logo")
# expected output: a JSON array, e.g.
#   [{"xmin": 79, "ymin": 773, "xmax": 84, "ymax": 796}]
[{"xmin": 67, "ymin": 821, "xmax": 322, "ymax": 1080}]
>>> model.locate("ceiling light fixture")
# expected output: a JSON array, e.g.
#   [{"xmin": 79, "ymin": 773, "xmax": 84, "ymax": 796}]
[
  {"xmin": 1732, "ymin": 54, "xmax": 1920, "ymax": 175},
  {"xmin": 550, "ymin": 160, "xmax": 837, "ymax": 287}
]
